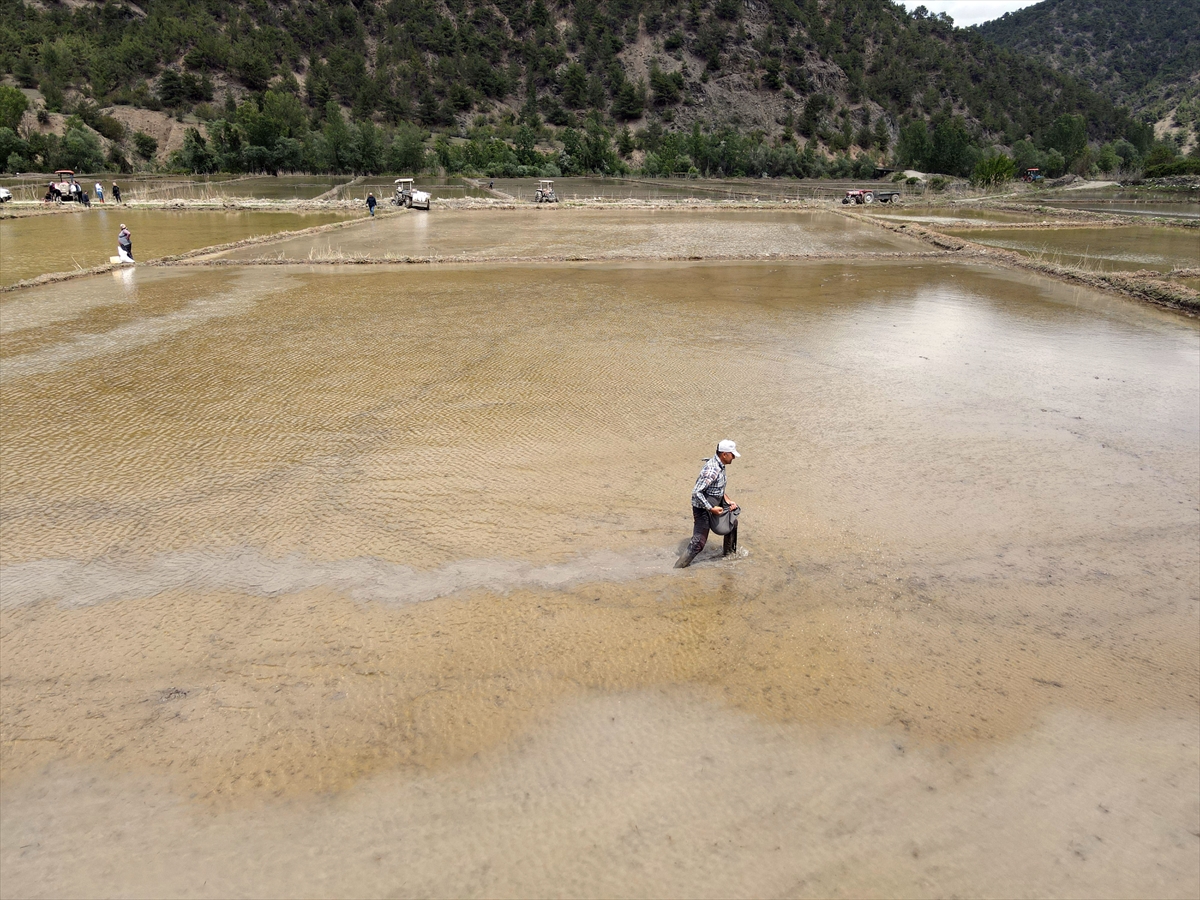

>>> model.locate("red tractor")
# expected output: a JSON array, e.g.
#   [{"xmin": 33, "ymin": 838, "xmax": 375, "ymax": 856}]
[{"xmin": 842, "ymin": 188, "xmax": 900, "ymax": 205}]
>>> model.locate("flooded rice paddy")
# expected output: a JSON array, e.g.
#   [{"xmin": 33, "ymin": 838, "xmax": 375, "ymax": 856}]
[
  {"xmin": 0, "ymin": 208, "xmax": 356, "ymax": 286},
  {"xmin": 1040, "ymin": 199, "xmax": 1200, "ymax": 220},
  {"xmin": 332, "ymin": 176, "xmax": 493, "ymax": 201},
  {"xmin": 943, "ymin": 224, "xmax": 1200, "ymax": 273},
  {"xmin": 0, "ymin": 174, "xmax": 355, "ymax": 202},
  {"xmin": 1, "ymin": 207, "xmax": 1198, "ymax": 898},
  {"xmin": 867, "ymin": 206, "xmax": 1048, "ymax": 226},
  {"xmin": 485, "ymin": 176, "xmax": 910, "ymax": 202},
  {"xmin": 215, "ymin": 207, "xmax": 925, "ymax": 261}
]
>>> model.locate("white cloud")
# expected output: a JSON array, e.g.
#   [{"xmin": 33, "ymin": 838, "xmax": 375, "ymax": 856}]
[{"xmin": 894, "ymin": 0, "xmax": 1041, "ymax": 28}]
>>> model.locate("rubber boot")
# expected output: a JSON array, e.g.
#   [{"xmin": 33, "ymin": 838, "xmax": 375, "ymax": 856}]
[
  {"xmin": 674, "ymin": 549, "xmax": 698, "ymax": 569},
  {"xmin": 723, "ymin": 529, "xmax": 738, "ymax": 557}
]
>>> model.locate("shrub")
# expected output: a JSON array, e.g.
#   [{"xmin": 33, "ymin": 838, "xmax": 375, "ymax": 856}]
[
  {"xmin": 94, "ymin": 116, "xmax": 127, "ymax": 142},
  {"xmin": 1144, "ymin": 157, "xmax": 1200, "ymax": 177},
  {"xmin": 971, "ymin": 153, "xmax": 1016, "ymax": 186},
  {"xmin": 133, "ymin": 131, "xmax": 158, "ymax": 159}
]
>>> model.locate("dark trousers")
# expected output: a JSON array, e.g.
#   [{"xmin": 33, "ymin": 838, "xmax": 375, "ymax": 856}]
[{"xmin": 688, "ymin": 505, "xmax": 737, "ymax": 556}]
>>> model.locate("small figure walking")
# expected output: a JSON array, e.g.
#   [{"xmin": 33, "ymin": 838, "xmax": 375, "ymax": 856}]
[
  {"xmin": 112, "ymin": 182, "xmax": 121, "ymax": 203},
  {"xmin": 117, "ymin": 224, "xmax": 134, "ymax": 264},
  {"xmin": 95, "ymin": 182, "xmax": 104, "ymax": 203},
  {"xmin": 366, "ymin": 192, "xmax": 377, "ymax": 216},
  {"xmin": 675, "ymin": 440, "xmax": 741, "ymax": 568}
]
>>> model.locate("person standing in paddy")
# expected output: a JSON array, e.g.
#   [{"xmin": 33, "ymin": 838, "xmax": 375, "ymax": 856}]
[
  {"xmin": 366, "ymin": 192, "xmax": 377, "ymax": 216},
  {"xmin": 676, "ymin": 439, "xmax": 741, "ymax": 568},
  {"xmin": 117, "ymin": 224, "xmax": 133, "ymax": 263}
]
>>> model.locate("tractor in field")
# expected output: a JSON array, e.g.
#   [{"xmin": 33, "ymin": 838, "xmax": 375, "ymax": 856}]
[
  {"xmin": 47, "ymin": 170, "xmax": 82, "ymax": 202},
  {"xmin": 392, "ymin": 178, "xmax": 431, "ymax": 210},
  {"xmin": 842, "ymin": 188, "xmax": 901, "ymax": 205},
  {"xmin": 533, "ymin": 179, "xmax": 559, "ymax": 203}
]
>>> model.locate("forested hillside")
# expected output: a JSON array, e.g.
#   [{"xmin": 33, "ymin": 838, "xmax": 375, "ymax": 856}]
[
  {"xmin": 976, "ymin": 0, "xmax": 1199, "ymax": 151},
  {"xmin": 0, "ymin": 0, "xmax": 1173, "ymax": 177}
]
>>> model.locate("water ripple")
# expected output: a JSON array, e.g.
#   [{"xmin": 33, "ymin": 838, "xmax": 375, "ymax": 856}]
[{"xmin": 0, "ymin": 545, "xmax": 686, "ymax": 611}]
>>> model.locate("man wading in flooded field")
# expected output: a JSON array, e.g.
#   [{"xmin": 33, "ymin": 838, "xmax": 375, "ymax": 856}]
[{"xmin": 675, "ymin": 440, "xmax": 740, "ymax": 568}]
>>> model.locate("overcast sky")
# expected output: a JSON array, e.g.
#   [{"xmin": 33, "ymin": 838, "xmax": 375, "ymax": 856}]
[{"xmin": 894, "ymin": 0, "xmax": 1042, "ymax": 27}]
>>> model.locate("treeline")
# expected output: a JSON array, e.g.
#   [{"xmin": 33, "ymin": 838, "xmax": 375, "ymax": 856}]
[
  {"xmin": 5, "ymin": 79, "xmax": 1190, "ymax": 185},
  {"xmin": 895, "ymin": 111, "xmax": 1165, "ymax": 181},
  {"xmin": 170, "ymin": 95, "xmax": 882, "ymax": 178}
]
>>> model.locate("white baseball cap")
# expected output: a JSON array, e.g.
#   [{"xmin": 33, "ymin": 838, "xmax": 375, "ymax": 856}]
[{"xmin": 717, "ymin": 439, "xmax": 740, "ymax": 457}]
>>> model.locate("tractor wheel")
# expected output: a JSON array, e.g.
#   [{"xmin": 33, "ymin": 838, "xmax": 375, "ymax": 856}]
[
  {"xmin": 405, "ymin": 196, "xmax": 412, "ymax": 208},
  {"xmin": 863, "ymin": 192, "xmax": 874, "ymax": 204},
  {"xmin": 534, "ymin": 191, "xmax": 543, "ymax": 203}
]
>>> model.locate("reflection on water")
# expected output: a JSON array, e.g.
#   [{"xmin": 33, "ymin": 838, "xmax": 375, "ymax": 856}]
[
  {"xmin": 0, "ymin": 208, "xmax": 356, "ymax": 286},
  {"xmin": 216, "ymin": 208, "xmax": 925, "ymax": 261},
  {"xmin": 1, "ymin": 255, "xmax": 1197, "ymax": 896},
  {"xmin": 944, "ymin": 224, "xmax": 1200, "ymax": 272},
  {"xmin": 868, "ymin": 206, "xmax": 1047, "ymax": 225}
]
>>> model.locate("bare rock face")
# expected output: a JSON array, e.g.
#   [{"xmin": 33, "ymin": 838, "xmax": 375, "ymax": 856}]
[{"xmin": 98, "ymin": 107, "xmax": 204, "ymax": 159}]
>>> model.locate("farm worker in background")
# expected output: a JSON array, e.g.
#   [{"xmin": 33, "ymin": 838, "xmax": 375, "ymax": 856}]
[
  {"xmin": 81, "ymin": 189, "xmax": 90, "ymax": 207},
  {"xmin": 366, "ymin": 192, "xmax": 377, "ymax": 216},
  {"xmin": 95, "ymin": 182, "xmax": 104, "ymax": 203},
  {"xmin": 117, "ymin": 224, "xmax": 133, "ymax": 263},
  {"xmin": 112, "ymin": 182, "xmax": 121, "ymax": 203},
  {"xmin": 675, "ymin": 440, "xmax": 741, "ymax": 568}
]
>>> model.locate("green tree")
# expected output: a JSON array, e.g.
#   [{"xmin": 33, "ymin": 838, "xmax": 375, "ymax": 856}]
[
  {"xmin": 386, "ymin": 123, "xmax": 428, "ymax": 173},
  {"xmin": 927, "ymin": 116, "xmax": 975, "ymax": 176},
  {"xmin": 895, "ymin": 120, "xmax": 931, "ymax": 170},
  {"xmin": 872, "ymin": 117, "xmax": 890, "ymax": 155},
  {"xmin": 133, "ymin": 131, "xmax": 159, "ymax": 159},
  {"xmin": 55, "ymin": 119, "xmax": 106, "ymax": 172},
  {"xmin": 562, "ymin": 63, "xmax": 589, "ymax": 109},
  {"xmin": 174, "ymin": 127, "xmax": 215, "ymax": 173},
  {"xmin": 1043, "ymin": 114, "xmax": 1087, "ymax": 165},
  {"xmin": 0, "ymin": 85, "xmax": 30, "ymax": 131},
  {"xmin": 0, "ymin": 127, "xmax": 30, "ymax": 172},
  {"xmin": 323, "ymin": 102, "xmax": 361, "ymax": 172},
  {"xmin": 612, "ymin": 80, "xmax": 646, "ymax": 120},
  {"xmin": 971, "ymin": 152, "xmax": 1016, "ymax": 186}
]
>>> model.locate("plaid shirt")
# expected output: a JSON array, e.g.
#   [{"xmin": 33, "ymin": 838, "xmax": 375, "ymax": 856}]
[{"xmin": 692, "ymin": 456, "xmax": 727, "ymax": 510}]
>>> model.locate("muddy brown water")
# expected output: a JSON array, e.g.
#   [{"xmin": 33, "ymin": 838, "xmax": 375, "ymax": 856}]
[
  {"xmin": 1041, "ymin": 199, "xmax": 1200, "ymax": 220},
  {"xmin": 213, "ymin": 207, "xmax": 925, "ymax": 261},
  {"xmin": 867, "ymin": 206, "xmax": 1048, "ymax": 226},
  {"xmin": 487, "ymin": 177, "xmax": 921, "ymax": 202},
  {"xmin": 1, "ymin": 229, "xmax": 1198, "ymax": 896},
  {"xmin": 0, "ymin": 174, "xmax": 355, "ymax": 202},
  {"xmin": 944, "ymin": 223, "xmax": 1200, "ymax": 273},
  {"xmin": 0, "ymin": 208, "xmax": 357, "ymax": 286}
]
